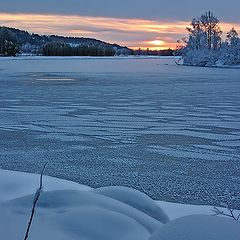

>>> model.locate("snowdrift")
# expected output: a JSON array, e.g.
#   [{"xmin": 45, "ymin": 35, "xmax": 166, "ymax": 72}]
[
  {"xmin": 0, "ymin": 169, "xmax": 240, "ymax": 240},
  {"xmin": 149, "ymin": 215, "xmax": 240, "ymax": 240},
  {"xmin": 93, "ymin": 186, "xmax": 169, "ymax": 223}
]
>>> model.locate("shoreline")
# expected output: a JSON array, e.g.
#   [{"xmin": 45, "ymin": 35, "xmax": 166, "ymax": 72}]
[
  {"xmin": 0, "ymin": 168, "xmax": 237, "ymax": 214},
  {"xmin": 2, "ymin": 168, "xmax": 239, "ymax": 240},
  {"xmin": 0, "ymin": 55, "xmax": 178, "ymax": 60}
]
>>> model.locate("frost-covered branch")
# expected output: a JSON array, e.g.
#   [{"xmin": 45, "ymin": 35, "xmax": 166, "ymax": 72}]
[
  {"xmin": 23, "ymin": 163, "xmax": 48, "ymax": 240},
  {"xmin": 211, "ymin": 206, "xmax": 240, "ymax": 221}
]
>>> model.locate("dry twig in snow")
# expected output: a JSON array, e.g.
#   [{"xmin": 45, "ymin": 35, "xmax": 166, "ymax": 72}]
[{"xmin": 23, "ymin": 163, "xmax": 48, "ymax": 240}]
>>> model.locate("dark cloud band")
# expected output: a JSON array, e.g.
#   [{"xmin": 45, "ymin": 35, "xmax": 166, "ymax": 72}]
[{"xmin": 0, "ymin": 0, "xmax": 240, "ymax": 22}]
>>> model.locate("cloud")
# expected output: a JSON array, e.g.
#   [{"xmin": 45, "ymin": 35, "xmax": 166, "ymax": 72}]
[
  {"xmin": 0, "ymin": 13, "xmax": 188, "ymax": 48},
  {"xmin": 0, "ymin": 0, "xmax": 240, "ymax": 23},
  {"xmin": 1, "ymin": 1, "xmax": 240, "ymax": 49},
  {"xmin": 0, "ymin": 13, "xmax": 240, "ymax": 50}
]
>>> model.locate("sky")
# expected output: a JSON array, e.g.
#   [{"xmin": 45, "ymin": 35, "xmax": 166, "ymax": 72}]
[{"xmin": 0, "ymin": 0, "xmax": 240, "ymax": 49}]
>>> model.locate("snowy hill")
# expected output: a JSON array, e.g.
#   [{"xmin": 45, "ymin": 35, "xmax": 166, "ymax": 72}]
[{"xmin": 0, "ymin": 26, "xmax": 133, "ymax": 56}]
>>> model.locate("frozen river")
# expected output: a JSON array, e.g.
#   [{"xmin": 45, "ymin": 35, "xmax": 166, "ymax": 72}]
[{"xmin": 0, "ymin": 57, "xmax": 240, "ymax": 207}]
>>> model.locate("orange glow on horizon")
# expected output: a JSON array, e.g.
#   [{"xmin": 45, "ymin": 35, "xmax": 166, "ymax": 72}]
[
  {"xmin": 0, "ymin": 13, "xmax": 240, "ymax": 50},
  {"xmin": 149, "ymin": 40, "xmax": 165, "ymax": 46}
]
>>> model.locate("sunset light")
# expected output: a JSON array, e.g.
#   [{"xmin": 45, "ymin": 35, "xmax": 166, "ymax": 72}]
[
  {"xmin": 0, "ymin": 12, "xmax": 239, "ymax": 50},
  {"xmin": 149, "ymin": 40, "xmax": 165, "ymax": 46},
  {"xmin": 1, "ymin": 1, "xmax": 240, "ymax": 239},
  {"xmin": 0, "ymin": 13, "xmax": 187, "ymax": 49}
]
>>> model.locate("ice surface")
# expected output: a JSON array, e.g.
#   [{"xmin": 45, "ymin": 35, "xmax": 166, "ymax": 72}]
[{"xmin": 0, "ymin": 56, "xmax": 239, "ymax": 207}]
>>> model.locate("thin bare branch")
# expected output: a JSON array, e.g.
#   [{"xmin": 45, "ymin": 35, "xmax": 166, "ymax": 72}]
[
  {"xmin": 23, "ymin": 162, "xmax": 48, "ymax": 240},
  {"xmin": 211, "ymin": 206, "xmax": 239, "ymax": 221}
]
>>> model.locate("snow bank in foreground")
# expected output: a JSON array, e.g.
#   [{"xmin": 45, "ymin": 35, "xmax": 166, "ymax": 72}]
[
  {"xmin": 0, "ymin": 169, "xmax": 239, "ymax": 240},
  {"xmin": 93, "ymin": 186, "xmax": 169, "ymax": 223},
  {"xmin": 1, "ymin": 191, "xmax": 152, "ymax": 240},
  {"xmin": 0, "ymin": 169, "xmax": 91, "ymax": 202},
  {"xmin": 149, "ymin": 215, "xmax": 240, "ymax": 240}
]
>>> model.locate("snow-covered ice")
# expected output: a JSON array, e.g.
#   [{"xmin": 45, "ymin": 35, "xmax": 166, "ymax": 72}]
[{"xmin": 0, "ymin": 56, "xmax": 239, "ymax": 207}]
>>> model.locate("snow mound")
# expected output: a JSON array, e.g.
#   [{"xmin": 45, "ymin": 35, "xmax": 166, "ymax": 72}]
[
  {"xmin": 148, "ymin": 215, "xmax": 240, "ymax": 240},
  {"xmin": 1, "ymin": 170, "xmax": 239, "ymax": 240},
  {"xmin": 0, "ymin": 169, "xmax": 91, "ymax": 202},
  {"xmin": 93, "ymin": 186, "xmax": 169, "ymax": 223},
  {"xmin": 2, "ymin": 190, "xmax": 162, "ymax": 235},
  {"xmin": 0, "ymin": 205, "xmax": 149, "ymax": 240}
]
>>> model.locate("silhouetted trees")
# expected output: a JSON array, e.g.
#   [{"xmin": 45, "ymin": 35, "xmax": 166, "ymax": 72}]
[
  {"xmin": 134, "ymin": 48, "xmax": 174, "ymax": 56},
  {"xmin": 0, "ymin": 26, "xmax": 132, "ymax": 56},
  {"xmin": 42, "ymin": 42, "xmax": 116, "ymax": 56},
  {"xmin": 0, "ymin": 27, "xmax": 19, "ymax": 56}
]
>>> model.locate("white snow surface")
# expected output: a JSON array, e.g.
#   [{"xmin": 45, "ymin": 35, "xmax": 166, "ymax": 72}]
[
  {"xmin": 92, "ymin": 186, "xmax": 169, "ymax": 223},
  {"xmin": 0, "ymin": 169, "xmax": 91, "ymax": 202},
  {"xmin": 149, "ymin": 215, "xmax": 240, "ymax": 240},
  {"xmin": 1, "ymin": 169, "xmax": 240, "ymax": 240}
]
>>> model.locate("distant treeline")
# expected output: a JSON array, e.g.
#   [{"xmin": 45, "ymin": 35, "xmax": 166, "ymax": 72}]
[
  {"xmin": 134, "ymin": 48, "xmax": 174, "ymax": 56},
  {"xmin": 42, "ymin": 42, "xmax": 116, "ymax": 56},
  {"xmin": 0, "ymin": 26, "xmax": 175, "ymax": 57}
]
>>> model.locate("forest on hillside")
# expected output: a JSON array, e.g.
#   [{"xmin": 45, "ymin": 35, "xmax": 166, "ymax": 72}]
[{"xmin": 0, "ymin": 26, "xmax": 133, "ymax": 56}]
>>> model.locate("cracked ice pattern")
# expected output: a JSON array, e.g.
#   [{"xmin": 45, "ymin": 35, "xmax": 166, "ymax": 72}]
[{"xmin": 0, "ymin": 57, "xmax": 239, "ymax": 207}]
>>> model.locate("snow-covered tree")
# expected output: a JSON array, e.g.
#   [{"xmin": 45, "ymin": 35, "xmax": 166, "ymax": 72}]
[
  {"xmin": 186, "ymin": 19, "xmax": 206, "ymax": 51},
  {"xmin": 226, "ymin": 28, "xmax": 239, "ymax": 47},
  {"xmin": 186, "ymin": 12, "xmax": 222, "ymax": 52},
  {"xmin": 182, "ymin": 12, "xmax": 222, "ymax": 66},
  {"xmin": 180, "ymin": 12, "xmax": 240, "ymax": 66},
  {"xmin": 219, "ymin": 28, "xmax": 240, "ymax": 65},
  {"xmin": 199, "ymin": 11, "xmax": 222, "ymax": 50}
]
